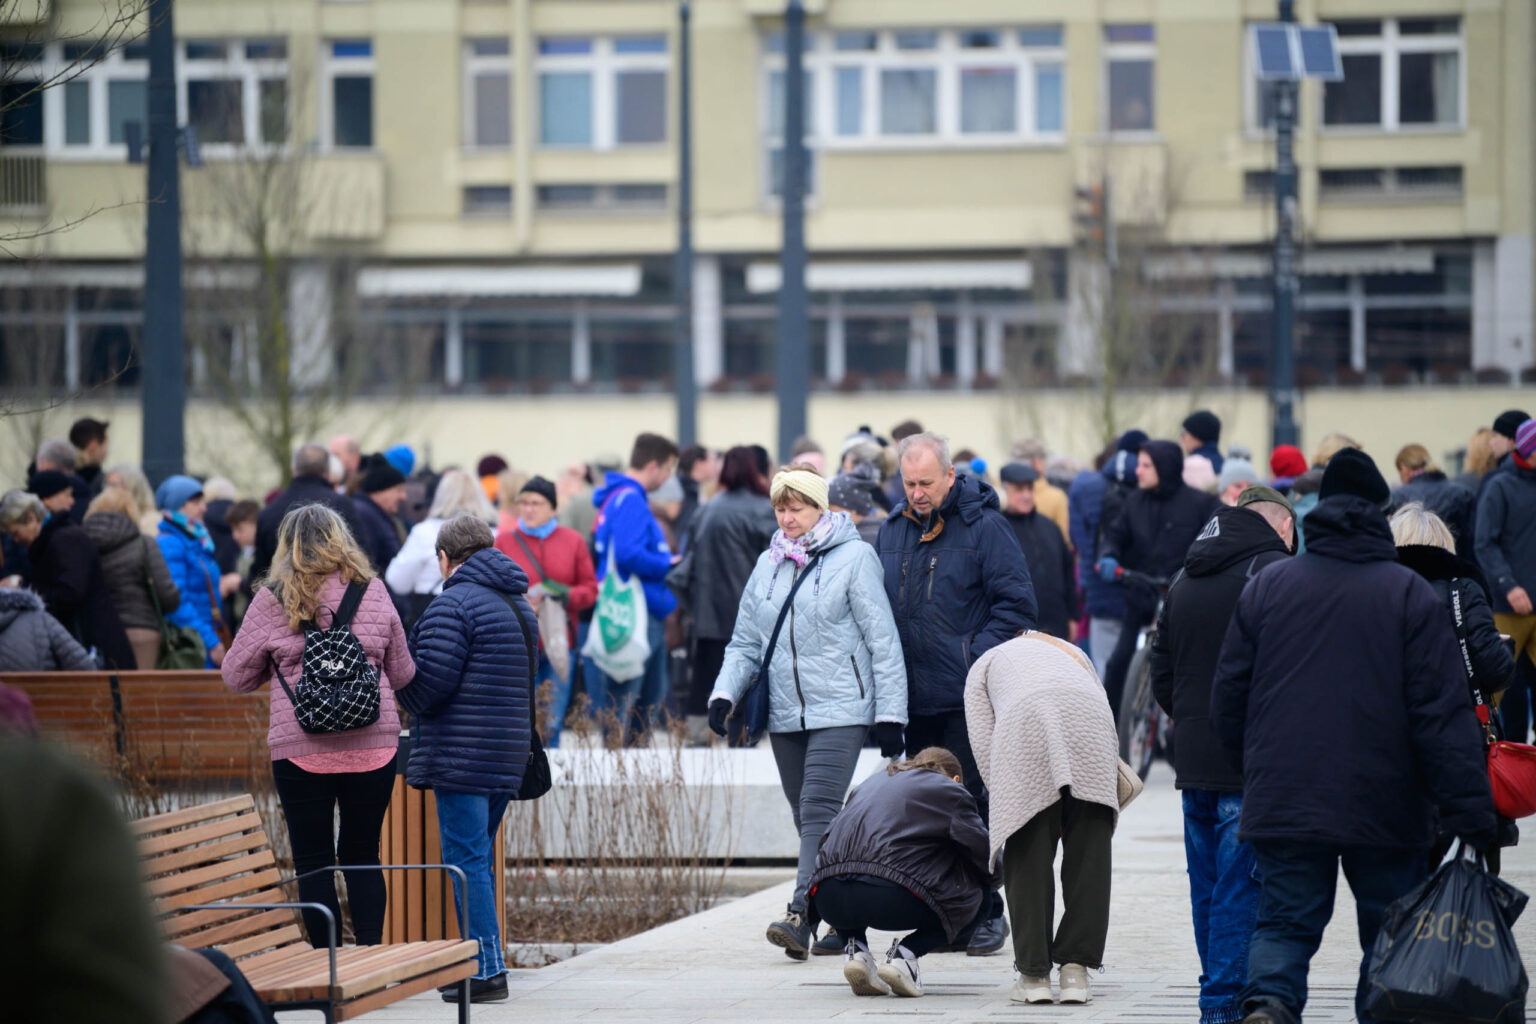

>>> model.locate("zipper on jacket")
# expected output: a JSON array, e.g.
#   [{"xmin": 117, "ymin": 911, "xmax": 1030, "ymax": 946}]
[
  {"xmin": 850, "ymin": 657, "xmax": 865, "ymax": 699},
  {"xmin": 899, "ymin": 558, "xmax": 910, "ymax": 603},
  {"xmin": 789, "ymin": 565, "xmax": 808, "ymax": 730},
  {"xmin": 924, "ymin": 556, "xmax": 937, "ymax": 602}
]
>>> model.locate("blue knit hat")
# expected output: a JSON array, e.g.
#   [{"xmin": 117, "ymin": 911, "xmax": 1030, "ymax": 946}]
[
  {"xmin": 384, "ymin": 444, "xmax": 416, "ymax": 476},
  {"xmin": 155, "ymin": 474, "xmax": 204, "ymax": 512}
]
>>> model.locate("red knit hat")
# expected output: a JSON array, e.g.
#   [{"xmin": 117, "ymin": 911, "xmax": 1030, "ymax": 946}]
[{"xmin": 1269, "ymin": 444, "xmax": 1307, "ymax": 479}]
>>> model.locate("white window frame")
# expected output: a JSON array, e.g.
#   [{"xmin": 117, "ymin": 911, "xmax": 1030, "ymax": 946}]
[
  {"xmin": 462, "ymin": 37, "xmax": 513, "ymax": 150},
  {"xmin": 178, "ymin": 39, "xmax": 290, "ymax": 156},
  {"xmin": 1323, "ymin": 18, "xmax": 1464, "ymax": 133},
  {"xmin": 762, "ymin": 26, "xmax": 1066, "ymax": 155},
  {"xmin": 320, "ymin": 38, "xmax": 376, "ymax": 151},
  {"xmin": 1100, "ymin": 26, "xmax": 1157, "ymax": 136},
  {"xmin": 535, "ymin": 35, "xmax": 669, "ymax": 151}
]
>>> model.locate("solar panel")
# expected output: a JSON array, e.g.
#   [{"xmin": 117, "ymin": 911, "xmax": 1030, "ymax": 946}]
[
  {"xmin": 1251, "ymin": 23, "xmax": 1297, "ymax": 80},
  {"xmin": 1297, "ymin": 25, "xmax": 1343, "ymax": 80}
]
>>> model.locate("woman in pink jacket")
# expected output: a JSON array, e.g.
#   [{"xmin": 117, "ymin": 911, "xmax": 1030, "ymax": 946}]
[{"xmin": 223, "ymin": 503, "xmax": 415, "ymax": 947}]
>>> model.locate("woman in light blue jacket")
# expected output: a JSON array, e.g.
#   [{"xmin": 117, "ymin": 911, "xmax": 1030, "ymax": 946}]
[{"xmin": 708, "ymin": 463, "xmax": 907, "ymax": 962}]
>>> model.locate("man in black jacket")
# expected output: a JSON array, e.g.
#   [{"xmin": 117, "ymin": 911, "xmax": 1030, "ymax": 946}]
[
  {"xmin": 999, "ymin": 462, "xmax": 1078, "ymax": 640},
  {"xmin": 1097, "ymin": 440, "xmax": 1220, "ymax": 718},
  {"xmin": 251, "ymin": 444, "xmax": 363, "ymax": 584},
  {"xmin": 1210, "ymin": 449, "xmax": 1496, "ymax": 1024},
  {"xmin": 876, "ymin": 431, "xmax": 1035, "ymax": 955},
  {"xmin": 1150, "ymin": 486, "xmax": 1294, "ymax": 1024}
]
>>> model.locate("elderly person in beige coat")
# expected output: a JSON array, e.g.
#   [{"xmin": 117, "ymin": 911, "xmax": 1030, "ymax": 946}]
[{"xmin": 965, "ymin": 632, "xmax": 1119, "ymax": 1007}]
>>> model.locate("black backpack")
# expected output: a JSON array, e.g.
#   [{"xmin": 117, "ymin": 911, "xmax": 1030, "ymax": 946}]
[{"xmin": 271, "ymin": 581, "xmax": 382, "ymax": 734}]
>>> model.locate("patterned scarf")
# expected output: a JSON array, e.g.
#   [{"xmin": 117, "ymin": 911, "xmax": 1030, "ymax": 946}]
[
  {"xmin": 169, "ymin": 512, "xmax": 216, "ymax": 554},
  {"xmin": 768, "ymin": 510, "xmax": 847, "ymax": 567}
]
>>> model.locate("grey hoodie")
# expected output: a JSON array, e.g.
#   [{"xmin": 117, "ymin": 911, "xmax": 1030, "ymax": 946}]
[
  {"xmin": 712, "ymin": 513, "xmax": 907, "ymax": 732},
  {"xmin": 0, "ymin": 589, "xmax": 94, "ymax": 672}
]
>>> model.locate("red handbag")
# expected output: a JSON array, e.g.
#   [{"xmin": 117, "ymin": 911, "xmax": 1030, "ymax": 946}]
[{"xmin": 1485, "ymin": 735, "xmax": 1536, "ymax": 819}]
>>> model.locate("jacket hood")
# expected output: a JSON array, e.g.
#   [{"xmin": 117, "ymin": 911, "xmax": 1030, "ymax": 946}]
[
  {"xmin": 1101, "ymin": 449, "xmax": 1138, "ymax": 487},
  {"xmin": 1291, "ymin": 465, "xmax": 1325, "ymax": 496},
  {"xmin": 1183, "ymin": 505, "xmax": 1291, "ymax": 578},
  {"xmin": 1396, "ymin": 543, "xmax": 1489, "ymax": 595},
  {"xmin": 818, "ymin": 510, "xmax": 863, "ymax": 550},
  {"xmin": 593, "ymin": 471, "xmax": 646, "ymax": 508},
  {"xmin": 887, "ymin": 472, "xmax": 999, "ymax": 526},
  {"xmin": 0, "ymin": 587, "xmax": 44, "ymax": 629},
  {"xmin": 82, "ymin": 510, "xmax": 142, "ymax": 553},
  {"xmin": 444, "ymin": 546, "xmax": 529, "ymax": 596},
  {"xmin": 1301, "ymin": 495, "xmax": 1397, "ymax": 563},
  {"xmin": 1143, "ymin": 440, "xmax": 1185, "ymax": 497}
]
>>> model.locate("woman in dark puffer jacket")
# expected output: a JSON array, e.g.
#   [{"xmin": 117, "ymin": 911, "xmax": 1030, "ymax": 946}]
[
  {"xmin": 1391, "ymin": 502, "xmax": 1517, "ymax": 872},
  {"xmin": 83, "ymin": 488, "xmax": 180, "ymax": 670},
  {"xmin": 398, "ymin": 514, "xmax": 536, "ymax": 1005},
  {"xmin": 0, "ymin": 588, "xmax": 94, "ymax": 671}
]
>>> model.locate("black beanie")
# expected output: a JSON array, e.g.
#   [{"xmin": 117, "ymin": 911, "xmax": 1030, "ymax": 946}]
[
  {"xmin": 27, "ymin": 469, "xmax": 73, "ymax": 500},
  {"xmin": 1181, "ymin": 410, "xmax": 1221, "ymax": 445},
  {"xmin": 360, "ymin": 455, "xmax": 406, "ymax": 494},
  {"xmin": 1319, "ymin": 447, "xmax": 1389, "ymax": 505},
  {"xmin": 1493, "ymin": 409, "xmax": 1531, "ymax": 440},
  {"xmin": 519, "ymin": 475, "xmax": 558, "ymax": 511}
]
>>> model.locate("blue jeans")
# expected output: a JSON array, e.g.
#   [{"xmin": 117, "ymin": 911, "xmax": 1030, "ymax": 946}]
[
  {"xmin": 1244, "ymin": 841, "xmax": 1427, "ymax": 1024},
  {"xmin": 1183, "ymin": 791, "xmax": 1261, "ymax": 1024},
  {"xmin": 435, "ymin": 789, "xmax": 514, "ymax": 979},
  {"xmin": 538, "ymin": 653, "xmax": 571, "ymax": 748},
  {"xmin": 589, "ymin": 616, "xmax": 668, "ymax": 744}
]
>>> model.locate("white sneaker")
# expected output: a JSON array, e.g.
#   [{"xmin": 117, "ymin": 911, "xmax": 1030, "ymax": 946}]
[
  {"xmin": 1059, "ymin": 963, "xmax": 1092, "ymax": 1004},
  {"xmin": 841, "ymin": 940, "xmax": 890, "ymax": 996},
  {"xmin": 876, "ymin": 941, "xmax": 924, "ymax": 998},
  {"xmin": 1010, "ymin": 972, "xmax": 1054, "ymax": 1004}
]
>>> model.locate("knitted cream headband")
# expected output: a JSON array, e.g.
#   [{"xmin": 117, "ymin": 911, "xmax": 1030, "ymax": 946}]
[{"xmin": 770, "ymin": 468, "xmax": 828, "ymax": 510}]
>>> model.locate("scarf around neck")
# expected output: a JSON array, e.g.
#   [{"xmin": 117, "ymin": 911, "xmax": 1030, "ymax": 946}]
[
  {"xmin": 519, "ymin": 517, "xmax": 558, "ymax": 541},
  {"xmin": 169, "ymin": 512, "xmax": 215, "ymax": 554},
  {"xmin": 768, "ymin": 509, "xmax": 847, "ymax": 567}
]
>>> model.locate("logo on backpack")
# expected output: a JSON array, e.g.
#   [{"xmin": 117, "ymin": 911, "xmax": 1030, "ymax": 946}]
[{"xmin": 272, "ymin": 581, "xmax": 382, "ymax": 735}]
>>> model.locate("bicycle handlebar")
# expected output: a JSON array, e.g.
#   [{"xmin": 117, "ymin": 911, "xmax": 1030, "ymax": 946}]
[{"xmin": 1114, "ymin": 567, "xmax": 1171, "ymax": 591}]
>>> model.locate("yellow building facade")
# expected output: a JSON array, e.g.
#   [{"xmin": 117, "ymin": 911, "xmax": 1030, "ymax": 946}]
[{"xmin": 0, "ymin": 0, "xmax": 1531, "ymax": 487}]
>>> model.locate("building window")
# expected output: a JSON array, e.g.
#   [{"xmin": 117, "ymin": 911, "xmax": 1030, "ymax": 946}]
[
  {"xmin": 463, "ymin": 37, "xmax": 512, "ymax": 149},
  {"xmin": 177, "ymin": 40, "xmax": 289, "ymax": 147},
  {"xmin": 1103, "ymin": 24, "xmax": 1155, "ymax": 133},
  {"xmin": 1324, "ymin": 18, "xmax": 1461, "ymax": 130},
  {"xmin": 536, "ymin": 35, "xmax": 668, "ymax": 150},
  {"xmin": 1318, "ymin": 165, "xmax": 1463, "ymax": 200},
  {"xmin": 769, "ymin": 26, "xmax": 1063, "ymax": 149},
  {"xmin": 324, "ymin": 38, "xmax": 374, "ymax": 148},
  {"xmin": 0, "ymin": 44, "xmax": 44, "ymax": 146},
  {"xmin": 462, "ymin": 184, "xmax": 512, "ymax": 217},
  {"xmin": 536, "ymin": 182, "xmax": 668, "ymax": 211}
]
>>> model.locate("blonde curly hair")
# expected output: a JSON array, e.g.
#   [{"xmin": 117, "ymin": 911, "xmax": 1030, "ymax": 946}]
[{"xmin": 263, "ymin": 504, "xmax": 375, "ymax": 629}]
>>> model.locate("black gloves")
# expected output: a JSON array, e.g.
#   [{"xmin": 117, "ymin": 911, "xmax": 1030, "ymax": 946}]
[
  {"xmin": 875, "ymin": 722, "xmax": 905, "ymax": 758},
  {"xmin": 708, "ymin": 698, "xmax": 732, "ymax": 738}
]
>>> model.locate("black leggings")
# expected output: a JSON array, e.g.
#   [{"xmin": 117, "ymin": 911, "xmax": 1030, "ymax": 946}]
[
  {"xmin": 813, "ymin": 875, "xmax": 950, "ymax": 957},
  {"xmin": 272, "ymin": 755, "xmax": 398, "ymax": 946}
]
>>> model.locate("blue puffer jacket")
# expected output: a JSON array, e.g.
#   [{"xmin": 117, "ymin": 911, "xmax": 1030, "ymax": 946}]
[
  {"xmin": 157, "ymin": 519, "xmax": 224, "ymax": 664},
  {"xmin": 712, "ymin": 513, "xmax": 907, "ymax": 733},
  {"xmin": 592, "ymin": 472, "xmax": 677, "ymax": 620},
  {"xmin": 398, "ymin": 548, "xmax": 536, "ymax": 795},
  {"xmin": 1068, "ymin": 468, "xmax": 1122, "ymax": 619},
  {"xmin": 875, "ymin": 474, "xmax": 1037, "ymax": 717}
]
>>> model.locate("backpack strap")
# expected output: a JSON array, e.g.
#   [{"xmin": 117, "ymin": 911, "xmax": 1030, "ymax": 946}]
[
  {"xmin": 496, "ymin": 590, "xmax": 540, "ymax": 739},
  {"xmin": 330, "ymin": 580, "xmax": 369, "ymax": 630}
]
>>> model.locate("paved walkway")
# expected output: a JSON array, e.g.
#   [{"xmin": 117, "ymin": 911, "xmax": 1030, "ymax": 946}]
[{"xmin": 353, "ymin": 765, "xmax": 1535, "ymax": 1023}]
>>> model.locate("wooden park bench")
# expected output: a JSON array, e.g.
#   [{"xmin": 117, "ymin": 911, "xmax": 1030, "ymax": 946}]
[{"xmin": 133, "ymin": 794, "xmax": 480, "ymax": 1022}]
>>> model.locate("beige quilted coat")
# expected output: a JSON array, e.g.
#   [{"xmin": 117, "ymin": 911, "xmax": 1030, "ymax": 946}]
[{"xmin": 964, "ymin": 633, "xmax": 1120, "ymax": 868}]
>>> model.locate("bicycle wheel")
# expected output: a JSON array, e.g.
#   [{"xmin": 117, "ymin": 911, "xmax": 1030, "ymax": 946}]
[{"xmin": 1117, "ymin": 646, "xmax": 1157, "ymax": 780}]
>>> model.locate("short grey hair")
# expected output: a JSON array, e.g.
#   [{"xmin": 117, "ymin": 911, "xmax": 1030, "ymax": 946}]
[
  {"xmin": 435, "ymin": 513, "xmax": 495, "ymax": 566},
  {"xmin": 1389, "ymin": 502, "xmax": 1456, "ymax": 553},
  {"xmin": 35, "ymin": 437, "xmax": 77, "ymax": 471},
  {"xmin": 1012, "ymin": 437, "xmax": 1049, "ymax": 463},
  {"xmin": 203, "ymin": 476, "xmax": 239, "ymax": 502},
  {"xmin": 897, "ymin": 431, "xmax": 952, "ymax": 473},
  {"xmin": 0, "ymin": 489, "xmax": 46, "ymax": 528},
  {"xmin": 292, "ymin": 443, "xmax": 330, "ymax": 478}
]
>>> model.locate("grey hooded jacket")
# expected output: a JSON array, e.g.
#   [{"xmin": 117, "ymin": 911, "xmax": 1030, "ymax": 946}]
[
  {"xmin": 712, "ymin": 513, "xmax": 907, "ymax": 732},
  {"xmin": 0, "ymin": 588, "xmax": 94, "ymax": 672}
]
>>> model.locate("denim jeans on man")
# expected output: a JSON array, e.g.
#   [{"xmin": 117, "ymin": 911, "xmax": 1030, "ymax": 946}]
[
  {"xmin": 589, "ymin": 617, "xmax": 668, "ymax": 743},
  {"xmin": 537, "ymin": 653, "xmax": 570, "ymax": 748},
  {"xmin": 1243, "ymin": 841, "xmax": 1426, "ymax": 1024},
  {"xmin": 436, "ymin": 788, "xmax": 514, "ymax": 979},
  {"xmin": 1183, "ymin": 791, "xmax": 1260, "ymax": 1024}
]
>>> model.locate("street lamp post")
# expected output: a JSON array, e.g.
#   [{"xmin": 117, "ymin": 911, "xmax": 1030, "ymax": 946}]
[
  {"xmin": 141, "ymin": 0, "xmax": 185, "ymax": 485},
  {"xmin": 1271, "ymin": 0, "xmax": 1300, "ymax": 449},
  {"xmin": 674, "ymin": 1, "xmax": 697, "ymax": 447},
  {"xmin": 775, "ymin": 0, "xmax": 810, "ymax": 463}
]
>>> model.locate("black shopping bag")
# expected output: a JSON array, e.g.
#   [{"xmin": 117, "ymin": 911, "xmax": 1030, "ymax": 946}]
[{"xmin": 1364, "ymin": 844, "xmax": 1529, "ymax": 1024}]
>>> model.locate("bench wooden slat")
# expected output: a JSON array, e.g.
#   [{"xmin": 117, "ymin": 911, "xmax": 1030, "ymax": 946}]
[
  {"xmin": 137, "ymin": 812, "xmax": 266, "ymax": 856},
  {"xmin": 130, "ymin": 796, "xmax": 256, "ymax": 836},
  {"xmin": 247, "ymin": 941, "xmax": 479, "ymax": 1002},
  {"xmin": 334, "ymin": 959, "xmax": 478, "ymax": 1021},
  {"xmin": 145, "ymin": 849, "xmax": 277, "ymax": 898},
  {"xmin": 173, "ymin": 908, "xmax": 297, "ymax": 949},
  {"xmin": 215, "ymin": 926, "xmax": 306, "ymax": 961},
  {"xmin": 159, "ymin": 868, "xmax": 284, "ymax": 911},
  {"xmin": 162, "ymin": 888, "xmax": 292, "ymax": 938},
  {"xmin": 142, "ymin": 832, "xmax": 269, "ymax": 876}
]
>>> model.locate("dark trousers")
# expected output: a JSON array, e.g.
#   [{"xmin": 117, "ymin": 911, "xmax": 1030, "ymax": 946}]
[
  {"xmin": 1243, "ymin": 841, "xmax": 1427, "ymax": 1024},
  {"xmin": 1103, "ymin": 597, "xmax": 1155, "ymax": 723},
  {"xmin": 1003, "ymin": 792, "xmax": 1114, "ymax": 976},
  {"xmin": 814, "ymin": 875, "xmax": 949, "ymax": 957},
  {"xmin": 905, "ymin": 710, "xmax": 1003, "ymax": 923},
  {"xmin": 272, "ymin": 755, "xmax": 398, "ymax": 946},
  {"xmin": 1498, "ymin": 654, "xmax": 1535, "ymax": 744},
  {"xmin": 687, "ymin": 637, "xmax": 727, "ymax": 716}
]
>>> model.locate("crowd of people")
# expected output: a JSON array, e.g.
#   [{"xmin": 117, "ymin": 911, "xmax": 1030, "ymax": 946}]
[{"xmin": 2, "ymin": 402, "xmax": 1533, "ymax": 1021}]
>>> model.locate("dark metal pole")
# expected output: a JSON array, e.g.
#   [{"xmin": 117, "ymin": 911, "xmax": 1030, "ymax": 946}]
[
  {"xmin": 141, "ymin": 0, "xmax": 185, "ymax": 484},
  {"xmin": 775, "ymin": 0, "xmax": 809, "ymax": 463},
  {"xmin": 673, "ymin": 1, "xmax": 697, "ymax": 446},
  {"xmin": 1270, "ymin": 0, "xmax": 1299, "ymax": 448}
]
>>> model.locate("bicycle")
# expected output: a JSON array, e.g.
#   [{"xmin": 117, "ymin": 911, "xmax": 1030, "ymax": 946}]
[{"xmin": 1113, "ymin": 567, "xmax": 1173, "ymax": 781}]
